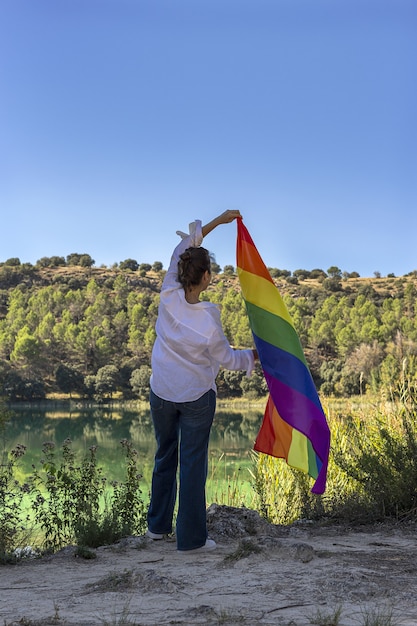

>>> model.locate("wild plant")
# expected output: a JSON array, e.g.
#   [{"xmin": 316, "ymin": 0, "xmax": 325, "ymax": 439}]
[
  {"xmin": 309, "ymin": 604, "xmax": 343, "ymax": 625},
  {"xmin": 111, "ymin": 439, "xmax": 147, "ymax": 536},
  {"xmin": 99, "ymin": 599, "xmax": 138, "ymax": 625},
  {"xmin": 334, "ymin": 389, "xmax": 417, "ymax": 520},
  {"xmin": 30, "ymin": 438, "xmax": 96, "ymax": 550},
  {"xmin": 76, "ymin": 439, "xmax": 147, "ymax": 547},
  {"xmin": 208, "ymin": 453, "xmax": 257, "ymax": 509},
  {"xmin": 359, "ymin": 603, "xmax": 398, "ymax": 626},
  {"xmin": 0, "ymin": 441, "xmax": 32, "ymax": 562},
  {"xmin": 309, "ymin": 606, "xmax": 342, "ymax": 626},
  {"xmin": 30, "ymin": 437, "xmax": 147, "ymax": 551},
  {"xmin": 0, "ymin": 398, "xmax": 33, "ymax": 562}
]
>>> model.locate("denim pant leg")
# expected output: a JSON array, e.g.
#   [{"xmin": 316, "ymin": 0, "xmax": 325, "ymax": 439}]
[
  {"xmin": 147, "ymin": 390, "xmax": 179, "ymax": 535},
  {"xmin": 176, "ymin": 390, "xmax": 216, "ymax": 551}
]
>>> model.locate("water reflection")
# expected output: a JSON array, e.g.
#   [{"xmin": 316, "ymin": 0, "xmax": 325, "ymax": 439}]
[{"xmin": 6, "ymin": 404, "xmax": 264, "ymax": 497}]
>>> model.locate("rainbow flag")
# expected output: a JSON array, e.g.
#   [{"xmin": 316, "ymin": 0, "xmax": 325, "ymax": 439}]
[{"xmin": 236, "ymin": 219, "xmax": 330, "ymax": 494}]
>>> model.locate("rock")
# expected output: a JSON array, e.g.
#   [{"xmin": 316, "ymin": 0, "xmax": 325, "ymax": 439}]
[{"xmin": 206, "ymin": 503, "xmax": 288, "ymax": 539}]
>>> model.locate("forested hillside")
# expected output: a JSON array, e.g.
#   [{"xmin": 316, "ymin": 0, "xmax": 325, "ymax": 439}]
[{"xmin": 1, "ymin": 256, "xmax": 416, "ymax": 401}]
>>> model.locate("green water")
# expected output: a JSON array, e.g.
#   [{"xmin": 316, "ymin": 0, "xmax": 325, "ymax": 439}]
[{"xmin": 4, "ymin": 402, "xmax": 264, "ymax": 506}]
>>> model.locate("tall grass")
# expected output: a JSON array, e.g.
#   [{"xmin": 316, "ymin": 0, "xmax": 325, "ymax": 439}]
[
  {"xmin": 252, "ymin": 379, "xmax": 417, "ymax": 524},
  {"xmin": 207, "ymin": 452, "xmax": 258, "ymax": 508}
]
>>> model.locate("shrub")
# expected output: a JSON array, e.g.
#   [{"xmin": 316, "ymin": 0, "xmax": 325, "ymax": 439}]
[
  {"xmin": 334, "ymin": 388, "xmax": 417, "ymax": 520},
  {"xmin": 0, "ymin": 399, "xmax": 32, "ymax": 562},
  {"xmin": 30, "ymin": 438, "xmax": 146, "ymax": 552},
  {"xmin": 0, "ymin": 442, "xmax": 31, "ymax": 562}
]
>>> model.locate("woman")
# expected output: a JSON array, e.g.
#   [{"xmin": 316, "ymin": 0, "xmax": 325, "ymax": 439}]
[{"xmin": 147, "ymin": 210, "xmax": 257, "ymax": 552}]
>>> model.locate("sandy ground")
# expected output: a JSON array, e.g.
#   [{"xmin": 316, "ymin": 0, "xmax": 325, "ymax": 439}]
[{"xmin": 1, "ymin": 504, "xmax": 417, "ymax": 626}]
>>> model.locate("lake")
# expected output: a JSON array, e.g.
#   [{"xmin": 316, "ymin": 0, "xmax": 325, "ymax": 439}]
[{"xmin": 4, "ymin": 402, "xmax": 265, "ymax": 507}]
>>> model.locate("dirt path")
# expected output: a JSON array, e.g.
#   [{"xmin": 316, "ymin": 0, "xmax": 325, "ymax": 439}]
[{"xmin": 1, "ymin": 505, "xmax": 417, "ymax": 626}]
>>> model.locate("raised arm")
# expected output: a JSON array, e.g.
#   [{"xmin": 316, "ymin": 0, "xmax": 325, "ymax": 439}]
[
  {"xmin": 202, "ymin": 210, "xmax": 258, "ymax": 364},
  {"xmin": 202, "ymin": 210, "xmax": 242, "ymax": 238}
]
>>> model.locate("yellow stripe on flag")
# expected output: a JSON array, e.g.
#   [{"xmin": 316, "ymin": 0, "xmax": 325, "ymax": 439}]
[
  {"xmin": 237, "ymin": 268, "xmax": 294, "ymax": 327},
  {"xmin": 287, "ymin": 429, "xmax": 310, "ymax": 474}
]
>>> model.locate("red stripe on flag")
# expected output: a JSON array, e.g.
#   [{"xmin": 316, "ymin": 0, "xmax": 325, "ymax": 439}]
[
  {"xmin": 237, "ymin": 220, "xmax": 274, "ymax": 283},
  {"xmin": 254, "ymin": 394, "xmax": 293, "ymax": 459}
]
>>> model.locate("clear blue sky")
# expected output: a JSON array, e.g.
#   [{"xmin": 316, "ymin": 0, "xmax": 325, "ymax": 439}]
[{"xmin": 1, "ymin": 0, "xmax": 416, "ymax": 277}]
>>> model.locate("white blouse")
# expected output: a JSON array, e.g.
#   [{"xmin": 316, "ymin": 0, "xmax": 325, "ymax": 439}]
[{"xmin": 150, "ymin": 220, "xmax": 254, "ymax": 402}]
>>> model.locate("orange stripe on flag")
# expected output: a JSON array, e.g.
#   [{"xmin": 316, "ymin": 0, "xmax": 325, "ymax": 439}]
[
  {"xmin": 237, "ymin": 237, "xmax": 273, "ymax": 283},
  {"xmin": 255, "ymin": 394, "xmax": 293, "ymax": 459}
]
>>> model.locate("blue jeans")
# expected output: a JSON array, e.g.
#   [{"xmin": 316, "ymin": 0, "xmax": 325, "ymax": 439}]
[{"xmin": 147, "ymin": 388, "xmax": 216, "ymax": 551}]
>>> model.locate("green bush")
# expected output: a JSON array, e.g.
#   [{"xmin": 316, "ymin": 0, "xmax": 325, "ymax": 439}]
[
  {"xmin": 31, "ymin": 438, "xmax": 147, "ymax": 551},
  {"xmin": 0, "ymin": 442, "xmax": 31, "ymax": 562},
  {"xmin": 76, "ymin": 440, "xmax": 147, "ymax": 548},
  {"xmin": 0, "ymin": 425, "xmax": 147, "ymax": 560},
  {"xmin": 0, "ymin": 399, "xmax": 33, "ymax": 562}
]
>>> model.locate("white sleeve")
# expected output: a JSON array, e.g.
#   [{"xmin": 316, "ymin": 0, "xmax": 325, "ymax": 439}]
[{"xmin": 208, "ymin": 323, "xmax": 255, "ymax": 377}]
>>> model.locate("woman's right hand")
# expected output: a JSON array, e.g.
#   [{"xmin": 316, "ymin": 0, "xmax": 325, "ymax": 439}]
[
  {"xmin": 217, "ymin": 209, "xmax": 242, "ymax": 224},
  {"xmin": 202, "ymin": 210, "xmax": 242, "ymax": 238}
]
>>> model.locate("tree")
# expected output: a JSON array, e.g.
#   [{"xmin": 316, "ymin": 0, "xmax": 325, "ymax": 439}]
[
  {"xmin": 36, "ymin": 256, "xmax": 66, "ymax": 268},
  {"xmin": 130, "ymin": 365, "xmax": 152, "ymax": 399},
  {"xmin": 113, "ymin": 275, "xmax": 130, "ymax": 311},
  {"xmin": 323, "ymin": 277, "xmax": 342, "ymax": 292},
  {"xmin": 152, "ymin": 261, "xmax": 163, "ymax": 272},
  {"xmin": 84, "ymin": 375, "xmax": 96, "ymax": 399},
  {"xmin": 94, "ymin": 365, "xmax": 121, "ymax": 399},
  {"xmin": 268, "ymin": 268, "xmax": 291, "ymax": 278},
  {"xmin": 66, "ymin": 253, "xmax": 94, "ymax": 267},
  {"xmin": 219, "ymin": 289, "xmax": 252, "ymax": 347},
  {"xmin": 21, "ymin": 378, "xmax": 45, "ymax": 400},
  {"xmin": 344, "ymin": 342, "xmax": 384, "ymax": 392},
  {"xmin": 1, "ymin": 370, "xmax": 25, "ymax": 400},
  {"xmin": 309, "ymin": 295, "xmax": 346, "ymax": 352},
  {"xmin": 310, "ymin": 269, "xmax": 327, "ymax": 280},
  {"xmin": 120, "ymin": 259, "xmax": 139, "ymax": 271},
  {"xmin": 285, "ymin": 296, "xmax": 312, "ymax": 347},
  {"xmin": 113, "ymin": 310, "xmax": 129, "ymax": 351},
  {"xmin": 50, "ymin": 255, "xmax": 66, "ymax": 267},
  {"xmin": 55, "ymin": 364, "xmax": 84, "ymax": 396},
  {"xmin": 10, "ymin": 326, "xmax": 40, "ymax": 365},
  {"xmin": 216, "ymin": 369, "xmax": 244, "ymax": 398},
  {"xmin": 327, "ymin": 266, "xmax": 342, "ymax": 279},
  {"xmin": 2, "ymin": 370, "xmax": 45, "ymax": 400},
  {"xmin": 286, "ymin": 276, "xmax": 298, "ymax": 285},
  {"xmin": 240, "ymin": 365, "xmax": 268, "ymax": 398},
  {"xmin": 293, "ymin": 269, "xmax": 310, "ymax": 280},
  {"xmin": 4, "ymin": 258, "xmax": 21, "ymax": 267},
  {"xmin": 223, "ymin": 265, "xmax": 235, "ymax": 276},
  {"xmin": 79, "ymin": 254, "xmax": 94, "ymax": 268}
]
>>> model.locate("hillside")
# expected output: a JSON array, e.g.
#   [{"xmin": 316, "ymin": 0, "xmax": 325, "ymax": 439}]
[
  {"xmin": 1, "ymin": 259, "xmax": 417, "ymax": 299},
  {"xmin": 0, "ymin": 261, "xmax": 417, "ymax": 401}
]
